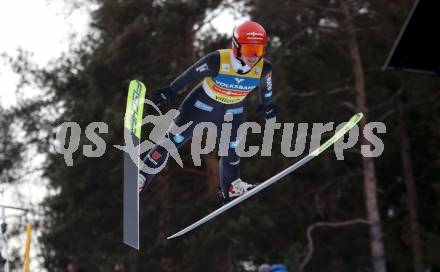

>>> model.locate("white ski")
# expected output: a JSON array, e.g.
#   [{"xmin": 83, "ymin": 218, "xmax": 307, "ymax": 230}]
[{"xmin": 167, "ymin": 113, "xmax": 364, "ymax": 239}]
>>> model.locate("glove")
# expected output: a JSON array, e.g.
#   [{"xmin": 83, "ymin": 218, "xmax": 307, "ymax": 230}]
[
  {"xmin": 256, "ymin": 104, "xmax": 278, "ymax": 120},
  {"xmin": 151, "ymin": 87, "xmax": 175, "ymax": 106}
]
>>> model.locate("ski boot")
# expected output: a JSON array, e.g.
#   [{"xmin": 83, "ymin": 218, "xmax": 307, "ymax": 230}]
[
  {"xmin": 218, "ymin": 178, "xmax": 259, "ymax": 204},
  {"xmin": 138, "ymin": 173, "xmax": 147, "ymax": 194}
]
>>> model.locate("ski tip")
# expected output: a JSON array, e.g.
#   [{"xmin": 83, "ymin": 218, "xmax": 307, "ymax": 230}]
[
  {"xmin": 167, "ymin": 230, "xmax": 186, "ymax": 239},
  {"xmin": 352, "ymin": 112, "xmax": 364, "ymax": 122},
  {"xmin": 167, "ymin": 234, "xmax": 179, "ymax": 240}
]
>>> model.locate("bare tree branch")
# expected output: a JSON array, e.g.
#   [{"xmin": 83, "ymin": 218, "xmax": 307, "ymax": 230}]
[
  {"xmin": 295, "ymin": 0, "xmax": 342, "ymax": 14},
  {"xmin": 339, "ymin": 101, "xmax": 356, "ymax": 111},
  {"xmin": 273, "ymin": 28, "xmax": 310, "ymax": 66},
  {"xmin": 327, "ymin": 86, "xmax": 354, "ymax": 95},
  {"xmin": 287, "ymin": 89, "xmax": 319, "ymax": 97},
  {"xmin": 377, "ymin": 92, "xmax": 440, "ymax": 122},
  {"xmin": 369, "ymin": 88, "xmax": 403, "ymax": 112},
  {"xmin": 299, "ymin": 218, "xmax": 371, "ymax": 271}
]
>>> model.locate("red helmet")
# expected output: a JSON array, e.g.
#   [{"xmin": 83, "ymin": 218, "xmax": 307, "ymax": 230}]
[{"xmin": 232, "ymin": 21, "xmax": 267, "ymax": 58}]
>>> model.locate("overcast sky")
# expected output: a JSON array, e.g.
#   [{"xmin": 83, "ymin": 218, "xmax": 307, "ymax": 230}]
[
  {"xmin": 0, "ymin": 1, "xmax": 247, "ymax": 109},
  {"xmin": 0, "ymin": 0, "xmax": 93, "ymax": 109}
]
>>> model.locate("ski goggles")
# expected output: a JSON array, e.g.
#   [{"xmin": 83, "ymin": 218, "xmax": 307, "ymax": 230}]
[{"xmin": 240, "ymin": 44, "xmax": 265, "ymax": 57}]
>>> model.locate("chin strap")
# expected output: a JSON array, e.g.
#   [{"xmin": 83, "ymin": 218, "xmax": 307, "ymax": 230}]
[
  {"xmin": 236, "ymin": 56, "xmax": 263, "ymax": 74},
  {"xmin": 237, "ymin": 57, "xmax": 246, "ymax": 67}
]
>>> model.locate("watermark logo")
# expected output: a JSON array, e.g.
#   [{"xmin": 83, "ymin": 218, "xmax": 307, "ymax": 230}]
[
  {"xmin": 54, "ymin": 98, "xmax": 386, "ymax": 174},
  {"xmin": 114, "ymin": 98, "xmax": 192, "ymax": 174}
]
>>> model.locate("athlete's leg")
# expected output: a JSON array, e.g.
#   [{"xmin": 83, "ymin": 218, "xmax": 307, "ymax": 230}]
[
  {"xmin": 138, "ymin": 128, "xmax": 192, "ymax": 191},
  {"xmin": 218, "ymin": 106, "xmax": 246, "ymax": 200},
  {"xmin": 139, "ymin": 87, "xmax": 218, "ymax": 191}
]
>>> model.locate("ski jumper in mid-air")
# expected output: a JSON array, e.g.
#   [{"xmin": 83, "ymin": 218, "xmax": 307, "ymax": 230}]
[{"xmin": 139, "ymin": 21, "xmax": 278, "ymax": 202}]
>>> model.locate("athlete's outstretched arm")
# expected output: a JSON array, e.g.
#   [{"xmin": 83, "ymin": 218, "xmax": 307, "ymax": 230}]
[
  {"xmin": 151, "ymin": 51, "xmax": 220, "ymax": 105},
  {"xmin": 168, "ymin": 51, "xmax": 220, "ymax": 93}
]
